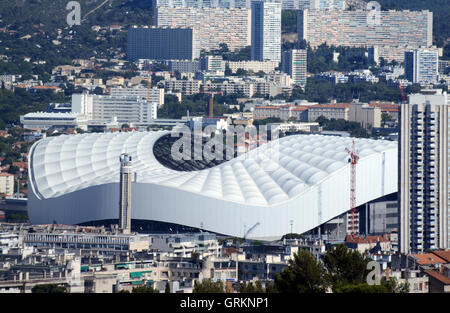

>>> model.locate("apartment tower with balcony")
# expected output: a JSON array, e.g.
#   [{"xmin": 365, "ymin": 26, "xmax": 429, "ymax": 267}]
[{"xmin": 399, "ymin": 89, "xmax": 449, "ymax": 253}]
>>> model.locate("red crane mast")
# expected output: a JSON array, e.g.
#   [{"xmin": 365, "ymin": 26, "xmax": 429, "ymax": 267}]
[{"xmin": 345, "ymin": 140, "xmax": 359, "ymax": 238}]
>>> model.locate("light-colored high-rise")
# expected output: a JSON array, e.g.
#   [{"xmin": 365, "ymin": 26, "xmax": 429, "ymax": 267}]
[
  {"xmin": 399, "ymin": 89, "xmax": 449, "ymax": 254},
  {"xmin": 405, "ymin": 48, "xmax": 439, "ymax": 85},
  {"xmin": 251, "ymin": 1, "xmax": 282, "ymax": 63},
  {"xmin": 110, "ymin": 87, "xmax": 165, "ymax": 108},
  {"xmin": 155, "ymin": 7, "xmax": 251, "ymax": 52},
  {"xmin": 298, "ymin": 9, "xmax": 433, "ymax": 62},
  {"xmin": 119, "ymin": 153, "xmax": 133, "ymax": 234},
  {"xmin": 282, "ymin": 49, "xmax": 307, "ymax": 87}
]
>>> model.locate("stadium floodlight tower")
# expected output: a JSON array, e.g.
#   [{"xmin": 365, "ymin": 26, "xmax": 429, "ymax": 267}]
[{"xmin": 119, "ymin": 153, "xmax": 133, "ymax": 234}]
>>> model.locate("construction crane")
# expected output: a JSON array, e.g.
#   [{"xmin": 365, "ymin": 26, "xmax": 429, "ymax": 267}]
[
  {"xmin": 345, "ymin": 140, "xmax": 359, "ymax": 238},
  {"xmin": 243, "ymin": 222, "xmax": 260, "ymax": 241},
  {"xmin": 398, "ymin": 82, "xmax": 407, "ymax": 104}
]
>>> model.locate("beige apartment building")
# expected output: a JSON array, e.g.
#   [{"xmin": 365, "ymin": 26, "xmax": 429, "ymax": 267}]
[
  {"xmin": 307, "ymin": 103, "xmax": 350, "ymax": 122},
  {"xmin": 349, "ymin": 103, "xmax": 382, "ymax": 129},
  {"xmin": 0, "ymin": 173, "xmax": 14, "ymax": 197}
]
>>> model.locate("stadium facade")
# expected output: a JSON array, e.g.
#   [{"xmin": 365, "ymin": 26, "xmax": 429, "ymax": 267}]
[{"xmin": 28, "ymin": 132, "xmax": 397, "ymax": 240}]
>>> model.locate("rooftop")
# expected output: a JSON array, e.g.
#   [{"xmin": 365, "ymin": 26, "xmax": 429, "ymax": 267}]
[{"xmin": 411, "ymin": 253, "xmax": 446, "ymax": 265}]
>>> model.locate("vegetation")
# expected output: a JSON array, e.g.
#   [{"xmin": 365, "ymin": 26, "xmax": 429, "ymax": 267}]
[
  {"xmin": 165, "ymin": 282, "xmax": 171, "ymax": 293},
  {"xmin": 158, "ymin": 94, "xmax": 234, "ymax": 119},
  {"xmin": 323, "ymin": 244, "xmax": 371, "ymax": 286},
  {"xmin": 132, "ymin": 286, "xmax": 160, "ymax": 293},
  {"xmin": 31, "ymin": 284, "xmax": 67, "ymax": 293},
  {"xmin": 239, "ymin": 281, "xmax": 265, "ymax": 293},
  {"xmin": 275, "ymin": 249, "xmax": 329, "ymax": 293},
  {"xmin": 273, "ymin": 245, "xmax": 409, "ymax": 293},
  {"xmin": 316, "ymin": 116, "xmax": 370, "ymax": 138},
  {"xmin": 193, "ymin": 280, "xmax": 227, "ymax": 293}
]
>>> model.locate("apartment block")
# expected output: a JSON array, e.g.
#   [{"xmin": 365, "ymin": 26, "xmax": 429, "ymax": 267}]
[
  {"xmin": 127, "ymin": 26, "xmax": 200, "ymax": 61},
  {"xmin": 162, "ymin": 79, "xmax": 202, "ymax": 95},
  {"xmin": 298, "ymin": 9, "xmax": 433, "ymax": 62},
  {"xmin": 399, "ymin": 89, "xmax": 449, "ymax": 254},
  {"xmin": 405, "ymin": 48, "xmax": 439, "ymax": 84},
  {"xmin": 154, "ymin": 7, "xmax": 251, "ymax": 52},
  {"xmin": 349, "ymin": 103, "xmax": 381, "ymax": 129},
  {"xmin": 307, "ymin": 103, "xmax": 350, "ymax": 122},
  {"xmin": 167, "ymin": 60, "xmax": 200, "ymax": 73},
  {"xmin": 226, "ymin": 61, "xmax": 279, "ymax": 74},
  {"xmin": 251, "ymin": 1, "xmax": 282, "ymax": 62},
  {"xmin": 110, "ymin": 87, "xmax": 165, "ymax": 108},
  {"xmin": 200, "ymin": 55, "xmax": 225, "ymax": 72},
  {"xmin": 72, "ymin": 94, "xmax": 158, "ymax": 124},
  {"xmin": 282, "ymin": 49, "xmax": 307, "ymax": 87},
  {"xmin": 0, "ymin": 173, "xmax": 14, "ymax": 197}
]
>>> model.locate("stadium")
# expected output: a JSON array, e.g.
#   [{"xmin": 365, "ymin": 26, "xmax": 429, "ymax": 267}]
[{"xmin": 28, "ymin": 131, "xmax": 398, "ymax": 240}]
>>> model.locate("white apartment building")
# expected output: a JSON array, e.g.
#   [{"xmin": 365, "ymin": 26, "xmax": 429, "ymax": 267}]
[
  {"xmin": 162, "ymin": 79, "xmax": 202, "ymax": 95},
  {"xmin": 72, "ymin": 94, "xmax": 158, "ymax": 124},
  {"xmin": 0, "ymin": 173, "xmax": 14, "ymax": 197},
  {"xmin": 405, "ymin": 48, "xmax": 439, "ymax": 85},
  {"xmin": 226, "ymin": 61, "xmax": 279, "ymax": 74},
  {"xmin": 399, "ymin": 89, "xmax": 449, "ymax": 253},
  {"xmin": 282, "ymin": 49, "xmax": 307, "ymax": 87},
  {"xmin": 155, "ymin": 7, "xmax": 251, "ymax": 52},
  {"xmin": 110, "ymin": 87, "xmax": 165, "ymax": 108}
]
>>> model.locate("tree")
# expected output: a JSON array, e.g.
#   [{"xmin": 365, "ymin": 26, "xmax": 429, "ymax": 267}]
[
  {"xmin": 165, "ymin": 282, "xmax": 171, "ymax": 293},
  {"xmin": 381, "ymin": 277, "xmax": 409, "ymax": 293},
  {"xmin": 275, "ymin": 249, "xmax": 329, "ymax": 293},
  {"xmin": 323, "ymin": 244, "xmax": 370, "ymax": 287},
  {"xmin": 240, "ymin": 281, "xmax": 265, "ymax": 293},
  {"xmin": 132, "ymin": 286, "xmax": 159, "ymax": 293},
  {"xmin": 32, "ymin": 284, "xmax": 67, "ymax": 293},
  {"xmin": 193, "ymin": 280, "xmax": 226, "ymax": 293}
]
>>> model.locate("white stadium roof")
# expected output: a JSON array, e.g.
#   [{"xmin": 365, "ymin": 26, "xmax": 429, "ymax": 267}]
[{"xmin": 28, "ymin": 131, "xmax": 398, "ymax": 239}]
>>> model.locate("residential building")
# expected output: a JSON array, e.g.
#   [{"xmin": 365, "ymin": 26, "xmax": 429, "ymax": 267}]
[
  {"xmin": 0, "ymin": 173, "xmax": 14, "ymax": 197},
  {"xmin": 298, "ymin": 9, "xmax": 433, "ymax": 62},
  {"xmin": 316, "ymin": 72, "xmax": 348, "ymax": 84},
  {"xmin": 399, "ymin": 89, "xmax": 449, "ymax": 254},
  {"xmin": 438, "ymin": 60, "xmax": 450, "ymax": 75},
  {"xmin": 405, "ymin": 48, "xmax": 439, "ymax": 84},
  {"xmin": 226, "ymin": 61, "xmax": 279, "ymax": 74},
  {"xmin": 127, "ymin": 26, "xmax": 200, "ymax": 61},
  {"xmin": 72, "ymin": 93, "xmax": 158, "ymax": 124},
  {"xmin": 307, "ymin": 103, "xmax": 350, "ymax": 122},
  {"xmin": 110, "ymin": 87, "xmax": 165, "ymax": 108},
  {"xmin": 349, "ymin": 102, "xmax": 382, "ymax": 129},
  {"xmin": 251, "ymin": 1, "xmax": 282, "ymax": 62},
  {"xmin": 154, "ymin": 7, "xmax": 251, "ymax": 52},
  {"xmin": 369, "ymin": 200, "xmax": 398, "ymax": 235},
  {"xmin": 161, "ymin": 79, "xmax": 202, "ymax": 95},
  {"xmin": 200, "ymin": 55, "xmax": 225, "ymax": 72},
  {"xmin": 282, "ymin": 49, "xmax": 307, "ymax": 87},
  {"xmin": 167, "ymin": 60, "xmax": 200, "ymax": 73}
]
